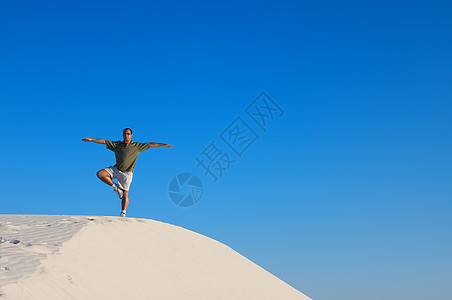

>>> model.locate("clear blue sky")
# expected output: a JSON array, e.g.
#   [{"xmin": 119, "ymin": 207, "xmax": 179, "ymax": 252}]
[{"xmin": 1, "ymin": 1, "xmax": 451, "ymax": 299}]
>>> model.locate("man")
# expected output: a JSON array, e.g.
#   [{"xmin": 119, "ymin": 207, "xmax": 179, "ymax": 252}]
[{"xmin": 82, "ymin": 128, "xmax": 173, "ymax": 217}]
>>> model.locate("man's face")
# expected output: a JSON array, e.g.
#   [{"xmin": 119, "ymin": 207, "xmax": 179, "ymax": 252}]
[{"xmin": 123, "ymin": 130, "xmax": 132, "ymax": 142}]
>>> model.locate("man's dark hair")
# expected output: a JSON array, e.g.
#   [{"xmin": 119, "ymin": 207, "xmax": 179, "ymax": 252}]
[{"xmin": 123, "ymin": 128, "xmax": 133, "ymax": 135}]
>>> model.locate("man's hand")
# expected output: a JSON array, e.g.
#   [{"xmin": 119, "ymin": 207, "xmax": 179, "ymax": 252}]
[
  {"xmin": 82, "ymin": 138, "xmax": 106, "ymax": 144},
  {"xmin": 148, "ymin": 142, "xmax": 173, "ymax": 148}
]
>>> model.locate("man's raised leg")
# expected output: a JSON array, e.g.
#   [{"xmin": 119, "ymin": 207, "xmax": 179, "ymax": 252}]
[
  {"xmin": 97, "ymin": 169, "xmax": 123, "ymax": 198},
  {"xmin": 97, "ymin": 169, "xmax": 114, "ymax": 186}
]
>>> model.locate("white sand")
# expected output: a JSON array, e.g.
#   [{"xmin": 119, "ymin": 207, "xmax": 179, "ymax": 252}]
[{"xmin": 0, "ymin": 215, "xmax": 310, "ymax": 300}]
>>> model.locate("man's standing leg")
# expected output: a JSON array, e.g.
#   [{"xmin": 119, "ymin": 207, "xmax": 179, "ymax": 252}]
[
  {"xmin": 122, "ymin": 190, "xmax": 129, "ymax": 212},
  {"xmin": 119, "ymin": 171, "xmax": 132, "ymax": 217}
]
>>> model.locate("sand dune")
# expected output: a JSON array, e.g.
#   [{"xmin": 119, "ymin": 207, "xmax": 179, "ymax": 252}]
[{"xmin": 0, "ymin": 215, "xmax": 310, "ymax": 300}]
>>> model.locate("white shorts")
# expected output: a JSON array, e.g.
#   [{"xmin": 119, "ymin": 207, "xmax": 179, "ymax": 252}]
[{"xmin": 104, "ymin": 165, "xmax": 133, "ymax": 191}]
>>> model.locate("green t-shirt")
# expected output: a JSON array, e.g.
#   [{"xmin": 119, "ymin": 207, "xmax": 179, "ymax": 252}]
[{"xmin": 105, "ymin": 140, "xmax": 151, "ymax": 173}]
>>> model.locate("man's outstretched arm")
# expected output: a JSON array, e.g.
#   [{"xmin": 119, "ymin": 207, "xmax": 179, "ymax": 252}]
[
  {"xmin": 82, "ymin": 138, "xmax": 106, "ymax": 144},
  {"xmin": 148, "ymin": 142, "xmax": 173, "ymax": 148}
]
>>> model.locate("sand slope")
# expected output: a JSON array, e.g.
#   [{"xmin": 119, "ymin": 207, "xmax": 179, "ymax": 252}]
[{"xmin": 0, "ymin": 215, "xmax": 310, "ymax": 300}]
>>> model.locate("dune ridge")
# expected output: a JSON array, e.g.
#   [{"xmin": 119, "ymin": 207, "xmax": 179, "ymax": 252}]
[{"xmin": 0, "ymin": 215, "xmax": 310, "ymax": 300}]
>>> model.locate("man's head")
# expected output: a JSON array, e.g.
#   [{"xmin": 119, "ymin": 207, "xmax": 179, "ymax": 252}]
[{"xmin": 123, "ymin": 128, "xmax": 133, "ymax": 142}]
